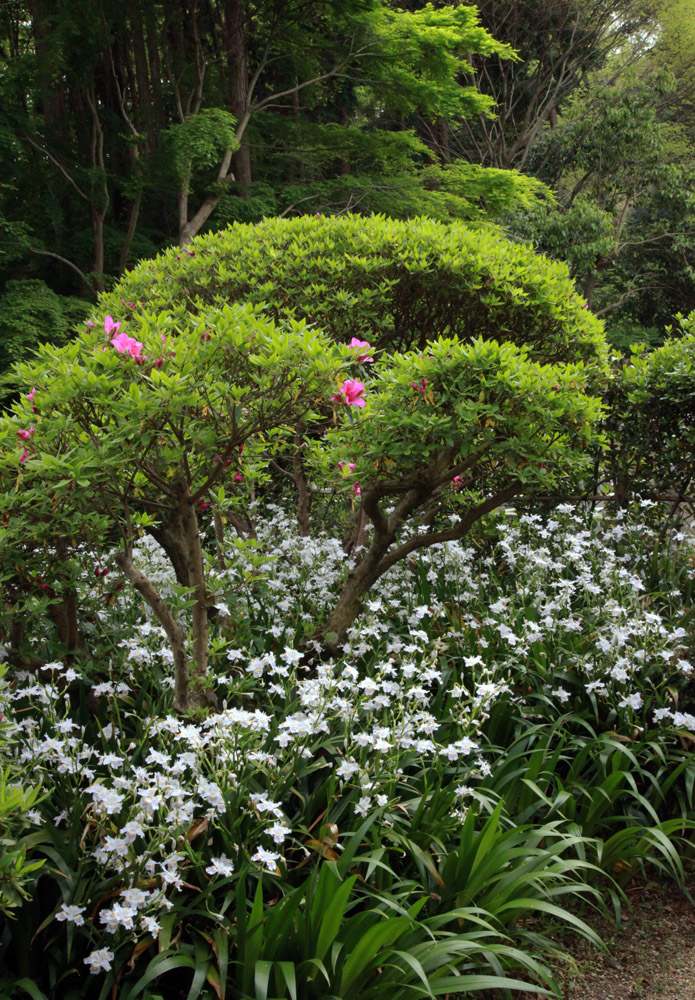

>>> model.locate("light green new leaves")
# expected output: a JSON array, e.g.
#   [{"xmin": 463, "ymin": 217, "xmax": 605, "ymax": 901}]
[
  {"xmin": 365, "ymin": 3, "xmax": 514, "ymax": 120},
  {"xmin": 99, "ymin": 214, "xmax": 609, "ymax": 370},
  {"xmin": 324, "ymin": 336, "xmax": 602, "ymax": 501},
  {"xmin": 0, "ymin": 301, "xmax": 346, "ymax": 547}
]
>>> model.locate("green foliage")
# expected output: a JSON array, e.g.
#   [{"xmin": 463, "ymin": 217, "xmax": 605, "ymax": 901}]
[
  {"xmin": 513, "ymin": 68, "xmax": 695, "ymax": 329},
  {"xmin": 0, "ymin": 666, "xmax": 44, "ymax": 916},
  {"xmin": 104, "ymin": 215, "xmax": 608, "ymax": 367},
  {"xmin": 228, "ymin": 164, "xmax": 551, "ymax": 227},
  {"xmin": 164, "ymin": 109, "xmax": 239, "ymax": 182},
  {"xmin": 0, "ymin": 215, "xmax": 609, "ymax": 680},
  {"xmin": 364, "ymin": 2, "xmax": 513, "ymax": 121},
  {"xmin": 0, "ymin": 280, "xmax": 89, "ymax": 400},
  {"xmin": 326, "ymin": 336, "xmax": 600, "ymax": 496},
  {"xmin": 2, "ymin": 301, "xmax": 342, "ymax": 535},
  {"xmin": 215, "ymin": 862, "xmax": 564, "ymax": 999},
  {"xmin": 0, "ymin": 301, "xmax": 347, "ymax": 708},
  {"xmin": 508, "ymin": 197, "xmax": 614, "ymax": 281},
  {"xmin": 604, "ymin": 311, "xmax": 695, "ymax": 502}
]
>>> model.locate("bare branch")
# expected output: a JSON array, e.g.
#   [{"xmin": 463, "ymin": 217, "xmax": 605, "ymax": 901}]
[
  {"xmin": 22, "ymin": 133, "xmax": 89, "ymax": 202},
  {"xmin": 28, "ymin": 248, "xmax": 98, "ymax": 295}
]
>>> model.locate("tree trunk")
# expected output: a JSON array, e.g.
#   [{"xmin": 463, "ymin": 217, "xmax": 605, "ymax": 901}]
[
  {"xmin": 118, "ymin": 189, "xmax": 142, "ymax": 276},
  {"xmin": 149, "ymin": 510, "xmax": 193, "ymax": 587},
  {"xmin": 114, "ymin": 549, "xmax": 191, "ymax": 713},
  {"xmin": 223, "ymin": 0, "xmax": 252, "ymax": 193},
  {"xmin": 322, "ymin": 532, "xmax": 393, "ymax": 642},
  {"xmin": 177, "ymin": 480, "xmax": 216, "ymax": 708},
  {"xmin": 293, "ymin": 426, "xmax": 312, "ymax": 536}
]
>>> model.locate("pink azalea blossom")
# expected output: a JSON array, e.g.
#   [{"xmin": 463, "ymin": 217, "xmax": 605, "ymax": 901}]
[
  {"xmin": 17, "ymin": 426, "xmax": 34, "ymax": 441},
  {"xmin": 19, "ymin": 447, "xmax": 29, "ymax": 464},
  {"xmin": 338, "ymin": 461, "xmax": 356, "ymax": 474},
  {"xmin": 452, "ymin": 475, "xmax": 463, "ymax": 487},
  {"xmin": 353, "ymin": 482, "xmax": 361, "ymax": 497},
  {"xmin": 104, "ymin": 316, "xmax": 121, "ymax": 337},
  {"xmin": 349, "ymin": 338, "xmax": 374, "ymax": 363},
  {"xmin": 410, "ymin": 377, "xmax": 427, "ymax": 394},
  {"xmin": 332, "ymin": 379, "xmax": 366, "ymax": 407},
  {"xmin": 233, "ymin": 472, "xmax": 244, "ymax": 483},
  {"xmin": 111, "ymin": 331, "xmax": 144, "ymax": 358},
  {"xmin": 27, "ymin": 387, "xmax": 37, "ymax": 402}
]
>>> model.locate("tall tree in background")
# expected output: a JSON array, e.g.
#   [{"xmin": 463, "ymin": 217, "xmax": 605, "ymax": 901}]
[
  {"xmin": 1, "ymin": 0, "xmax": 694, "ymax": 371},
  {"xmin": 0, "ymin": 1, "xmax": 524, "ymax": 278},
  {"xmin": 452, "ymin": 0, "xmax": 659, "ymax": 170}
]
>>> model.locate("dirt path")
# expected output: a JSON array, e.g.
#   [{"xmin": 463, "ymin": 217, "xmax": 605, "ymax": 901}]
[{"xmin": 562, "ymin": 878, "xmax": 695, "ymax": 1000}]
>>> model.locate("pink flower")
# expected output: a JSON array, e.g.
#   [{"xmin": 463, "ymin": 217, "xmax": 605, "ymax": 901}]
[
  {"xmin": 349, "ymin": 338, "xmax": 374, "ymax": 363},
  {"xmin": 410, "ymin": 378, "xmax": 427, "ymax": 394},
  {"xmin": 17, "ymin": 426, "xmax": 34, "ymax": 441},
  {"xmin": 332, "ymin": 379, "xmax": 366, "ymax": 408},
  {"xmin": 104, "ymin": 316, "xmax": 121, "ymax": 337},
  {"xmin": 111, "ymin": 331, "xmax": 144, "ymax": 358},
  {"xmin": 27, "ymin": 388, "xmax": 37, "ymax": 402},
  {"xmin": 452, "ymin": 475, "xmax": 463, "ymax": 487},
  {"xmin": 233, "ymin": 472, "xmax": 244, "ymax": 483},
  {"xmin": 19, "ymin": 447, "xmax": 29, "ymax": 464},
  {"xmin": 353, "ymin": 482, "xmax": 361, "ymax": 497},
  {"xmin": 338, "ymin": 461, "xmax": 356, "ymax": 474}
]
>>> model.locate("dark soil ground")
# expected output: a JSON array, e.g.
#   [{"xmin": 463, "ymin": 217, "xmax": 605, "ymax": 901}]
[
  {"xmin": 560, "ymin": 876, "xmax": 695, "ymax": 1000},
  {"xmin": 480, "ymin": 876, "xmax": 695, "ymax": 1000}
]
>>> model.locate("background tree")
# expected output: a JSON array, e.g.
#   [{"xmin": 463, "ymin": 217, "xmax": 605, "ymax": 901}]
[
  {"xmin": 1, "ymin": 0, "xmax": 694, "ymax": 368},
  {"xmin": 505, "ymin": 68, "xmax": 695, "ymax": 337}
]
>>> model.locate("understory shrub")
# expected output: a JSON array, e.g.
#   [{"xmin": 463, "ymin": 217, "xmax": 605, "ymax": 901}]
[{"xmin": 604, "ymin": 311, "xmax": 695, "ymax": 507}]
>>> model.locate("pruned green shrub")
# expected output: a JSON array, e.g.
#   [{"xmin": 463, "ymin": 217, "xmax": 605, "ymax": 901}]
[{"xmin": 104, "ymin": 215, "xmax": 608, "ymax": 367}]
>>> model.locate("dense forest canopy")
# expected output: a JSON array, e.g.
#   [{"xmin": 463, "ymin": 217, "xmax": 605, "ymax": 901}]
[{"xmin": 0, "ymin": 0, "xmax": 694, "ymax": 378}]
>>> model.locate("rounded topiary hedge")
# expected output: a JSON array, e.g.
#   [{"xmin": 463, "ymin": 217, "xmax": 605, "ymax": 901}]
[{"xmin": 102, "ymin": 215, "xmax": 608, "ymax": 367}]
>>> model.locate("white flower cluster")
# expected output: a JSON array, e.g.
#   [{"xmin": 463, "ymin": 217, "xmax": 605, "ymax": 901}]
[{"xmin": 3, "ymin": 501, "xmax": 694, "ymax": 977}]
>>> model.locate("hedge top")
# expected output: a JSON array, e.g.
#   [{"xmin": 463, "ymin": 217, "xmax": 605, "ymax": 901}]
[{"xmin": 102, "ymin": 215, "xmax": 608, "ymax": 368}]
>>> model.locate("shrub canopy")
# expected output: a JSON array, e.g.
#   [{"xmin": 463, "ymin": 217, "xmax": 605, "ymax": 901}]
[{"xmin": 102, "ymin": 215, "xmax": 609, "ymax": 368}]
